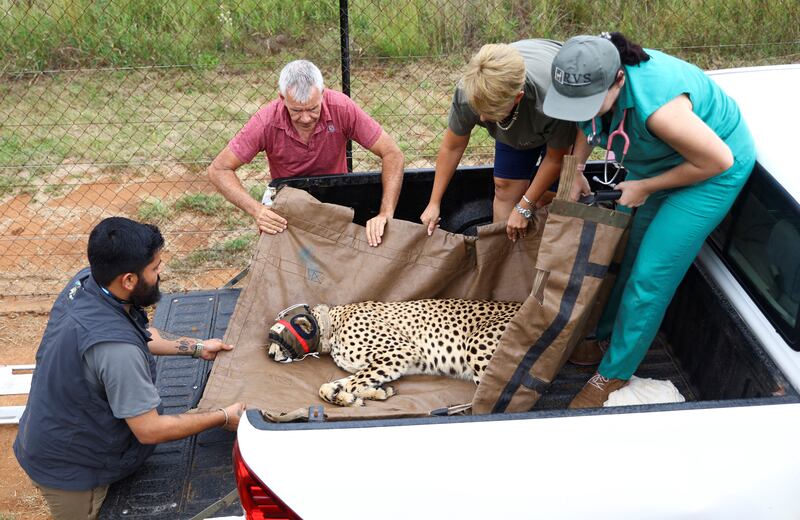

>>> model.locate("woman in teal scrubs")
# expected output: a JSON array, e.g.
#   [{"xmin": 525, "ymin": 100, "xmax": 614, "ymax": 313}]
[{"xmin": 543, "ymin": 32, "xmax": 756, "ymax": 408}]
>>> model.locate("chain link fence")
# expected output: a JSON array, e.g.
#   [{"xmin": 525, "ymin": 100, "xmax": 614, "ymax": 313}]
[{"xmin": 1, "ymin": 0, "xmax": 798, "ymax": 297}]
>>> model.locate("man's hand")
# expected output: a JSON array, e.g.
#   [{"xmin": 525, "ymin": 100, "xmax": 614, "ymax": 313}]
[
  {"xmin": 366, "ymin": 214, "xmax": 390, "ymax": 247},
  {"xmin": 200, "ymin": 338, "xmax": 234, "ymax": 361},
  {"xmin": 506, "ymin": 210, "xmax": 530, "ymax": 242},
  {"xmin": 368, "ymin": 130, "xmax": 404, "ymax": 236},
  {"xmin": 420, "ymin": 203, "xmax": 441, "ymax": 236},
  {"xmin": 221, "ymin": 402, "xmax": 246, "ymax": 432},
  {"xmin": 127, "ymin": 402, "xmax": 247, "ymax": 443},
  {"xmin": 256, "ymin": 206, "xmax": 288, "ymax": 234}
]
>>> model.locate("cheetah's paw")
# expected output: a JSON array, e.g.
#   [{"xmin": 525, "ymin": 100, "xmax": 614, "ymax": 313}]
[
  {"xmin": 354, "ymin": 385, "xmax": 396, "ymax": 401},
  {"xmin": 319, "ymin": 382, "xmax": 364, "ymax": 407}
]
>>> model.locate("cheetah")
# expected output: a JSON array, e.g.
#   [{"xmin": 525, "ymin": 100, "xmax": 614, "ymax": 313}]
[{"xmin": 266, "ymin": 299, "xmax": 521, "ymax": 407}]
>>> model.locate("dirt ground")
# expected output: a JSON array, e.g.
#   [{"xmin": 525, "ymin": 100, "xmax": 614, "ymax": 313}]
[
  {"xmin": 0, "ymin": 301, "xmax": 52, "ymax": 520},
  {"xmin": 0, "ymin": 163, "xmax": 251, "ymax": 297}
]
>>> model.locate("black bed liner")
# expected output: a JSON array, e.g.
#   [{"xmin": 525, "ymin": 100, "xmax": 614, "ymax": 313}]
[{"xmin": 99, "ymin": 289, "xmax": 243, "ymax": 519}]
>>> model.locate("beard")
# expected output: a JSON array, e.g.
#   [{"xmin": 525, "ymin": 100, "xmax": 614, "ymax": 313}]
[{"xmin": 130, "ymin": 275, "xmax": 162, "ymax": 307}]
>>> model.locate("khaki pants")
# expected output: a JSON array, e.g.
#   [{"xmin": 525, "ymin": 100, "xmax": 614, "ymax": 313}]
[{"xmin": 35, "ymin": 482, "xmax": 109, "ymax": 520}]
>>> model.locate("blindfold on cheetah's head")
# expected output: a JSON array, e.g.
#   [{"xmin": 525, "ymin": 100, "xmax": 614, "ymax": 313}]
[{"xmin": 267, "ymin": 304, "xmax": 321, "ymax": 363}]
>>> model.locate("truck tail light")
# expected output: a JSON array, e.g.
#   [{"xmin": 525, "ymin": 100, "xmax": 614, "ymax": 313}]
[{"xmin": 233, "ymin": 440, "xmax": 302, "ymax": 520}]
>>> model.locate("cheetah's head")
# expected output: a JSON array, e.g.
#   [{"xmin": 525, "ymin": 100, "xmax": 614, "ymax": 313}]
[
  {"xmin": 267, "ymin": 303, "xmax": 321, "ymax": 363},
  {"xmin": 266, "ymin": 303, "xmax": 333, "ymax": 363}
]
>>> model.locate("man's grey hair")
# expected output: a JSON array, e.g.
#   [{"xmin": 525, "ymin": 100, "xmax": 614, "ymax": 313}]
[{"xmin": 278, "ymin": 60, "xmax": 325, "ymax": 102}]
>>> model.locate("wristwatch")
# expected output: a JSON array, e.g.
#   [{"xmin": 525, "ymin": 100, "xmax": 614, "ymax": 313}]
[
  {"xmin": 191, "ymin": 340, "xmax": 205, "ymax": 359},
  {"xmin": 514, "ymin": 203, "xmax": 533, "ymax": 220}
]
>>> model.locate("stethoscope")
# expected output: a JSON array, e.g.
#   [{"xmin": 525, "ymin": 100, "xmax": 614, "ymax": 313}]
[{"xmin": 587, "ymin": 108, "xmax": 630, "ymax": 187}]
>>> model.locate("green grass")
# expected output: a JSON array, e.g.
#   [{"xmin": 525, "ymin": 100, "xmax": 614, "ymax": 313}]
[
  {"xmin": 1, "ymin": 68, "xmax": 269, "ymax": 169},
  {"xmin": 138, "ymin": 197, "xmax": 172, "ymax": 223},
  {"xmin": 0, "ymin": 176, "xmax": 15, "ymax": 197},
  {"xmin": 223, "ymin": 234, "xmax": 257, "ymax": 253},
  {"xmin": 169, "ymin": 232, "xmax": 257, "ymax": 271},
  {"xmin": 43, "ymin": 182, "xmax": 69, "ymax": 197},
  {"xmin": 0, "ymin": 0, "xmax": 339, "ymax": 71},
  {"xmin": 222, "ymin": 211, "xmax": 250, "ymax": 228},
  {"xmin": 0, "ymin": 60, "xmax": 462, "ymax": 197},
  {"xmin": 1, "ymin": 1, "xmax": 797, "ymax": 192},
  {"xmin": 143, "ymin": 192, "xmax": 251, "ymax": 226},
  {"xmin": 248, "ymin": 183, "xmax": 267, "ymax": 204},
  {"xmin": 174, "ymin": 193, "xmax": 226, "ymax": 215},
  {"xmin": 1, "ymin": 0, "xmax": 797, "ymax": 71}
]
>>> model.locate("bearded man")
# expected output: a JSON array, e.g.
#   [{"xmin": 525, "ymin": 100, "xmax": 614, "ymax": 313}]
[{"xmin": 14, "ymin": 217, "xmax": 245, "ymax": 520}]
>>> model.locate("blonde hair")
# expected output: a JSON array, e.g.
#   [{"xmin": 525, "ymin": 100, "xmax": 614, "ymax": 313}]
[{"xmin": 462, "ymin": 44, "xmax": 526, "ymax": 121}]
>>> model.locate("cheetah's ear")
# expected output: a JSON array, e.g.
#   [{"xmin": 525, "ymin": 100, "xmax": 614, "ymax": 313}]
[{"xmin": 312, "ymin": 304, "xmax": 330, "ymax": 315}]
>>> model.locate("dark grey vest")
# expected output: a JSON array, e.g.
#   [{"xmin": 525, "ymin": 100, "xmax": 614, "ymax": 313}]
[{"xmin": 14, "ymin": 268, "xmax": 159, "ymax": 490}]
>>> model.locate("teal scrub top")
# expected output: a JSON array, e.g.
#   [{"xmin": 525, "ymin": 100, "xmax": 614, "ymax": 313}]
[{"xmin": 579, "ymin": 49, "xmax": 751, "ymax": 180}]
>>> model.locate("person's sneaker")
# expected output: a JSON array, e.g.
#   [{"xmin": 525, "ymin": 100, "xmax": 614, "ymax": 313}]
[
  {"xmin": 568, "ymin": 336, "xmax": 609, "ymax": 366},
  {"xmin": 569, "ymin": 372, "xmax": 627, "ymax": 409}
]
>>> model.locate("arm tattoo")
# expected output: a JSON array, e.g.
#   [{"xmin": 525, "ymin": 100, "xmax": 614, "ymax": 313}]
[
  {"xmin": 153, "ymin": 329, "xmax": 197, "ymax": 354},
  {"xmin": 158, "ymin": 330, "xmax": 182, "ymax": 340},
  {"xmin": 176, "ymin": 338, "xmax": 193, "ymax": 353}
]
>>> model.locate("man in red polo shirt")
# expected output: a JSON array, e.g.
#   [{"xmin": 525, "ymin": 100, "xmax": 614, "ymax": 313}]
[{"xmin": 209, "ymin": 60, "xmax": 404, "ymax": 247}]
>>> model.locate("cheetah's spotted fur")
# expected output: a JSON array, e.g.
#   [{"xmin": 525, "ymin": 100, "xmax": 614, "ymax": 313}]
[{"xmin": 267, "ymin": 299, "xmax": 521, "ymax": 407}]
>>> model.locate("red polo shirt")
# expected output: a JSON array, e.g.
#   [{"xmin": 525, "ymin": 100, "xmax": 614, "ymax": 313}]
[{"xmin": 228, "ymin": 89, "xmax": 383, "ymax": 179}]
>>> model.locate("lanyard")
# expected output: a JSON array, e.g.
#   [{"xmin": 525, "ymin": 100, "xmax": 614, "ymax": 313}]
[
  {"xmin": 100, "ymin": 285, "xmax": 131, "ymax": 305},
  {"xmin": 588, "ymin": 109, "xmax": 630, "ymax": 187}
]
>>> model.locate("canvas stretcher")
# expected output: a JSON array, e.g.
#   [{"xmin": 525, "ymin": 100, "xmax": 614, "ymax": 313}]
[{"xmin": 197, "ymin": 158, "xmax": 630, "ymax": 420}]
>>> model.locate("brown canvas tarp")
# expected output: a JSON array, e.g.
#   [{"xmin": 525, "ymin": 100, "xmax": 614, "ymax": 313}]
[
  {"xmin": 472, "ymin": 200, "xmax": 630, "ymax": 413},
  {"xmin": 197, "ymin": 180, "xmax": 630, "ymax": 420},
  {"xmin": 197, "ymin": 186, "xmax": 544, "ymax": 420}
]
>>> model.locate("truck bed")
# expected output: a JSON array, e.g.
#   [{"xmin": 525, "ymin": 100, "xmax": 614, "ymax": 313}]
[
  {"xmin": 100, "ymin": 165, "xmax": 795, "ymax": 518},
  {"xmin": 99, "ymin": 268, "xmax": 737, "ymax": 519}
]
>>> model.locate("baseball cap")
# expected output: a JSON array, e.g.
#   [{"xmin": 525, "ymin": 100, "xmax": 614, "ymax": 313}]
[{"xmin": 543, "ymin": 35, "xmax": 621, "ymax": 122}]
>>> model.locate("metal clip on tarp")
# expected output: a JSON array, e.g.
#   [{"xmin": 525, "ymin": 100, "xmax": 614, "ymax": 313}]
[
  {"xmin": 308, "ymin": 405, "xmax": 325, "ymax": 422},
  {"xmin": 430, "ymin": 403, "xmax": 473, "ymax": 416}
]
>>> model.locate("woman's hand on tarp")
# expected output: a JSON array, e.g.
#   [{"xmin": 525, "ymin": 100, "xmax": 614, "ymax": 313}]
[
  {"xmin": 506, "ymin": 210, "xmax": 530, "ymax": 242},
  {"xmin": 420, "ymin": 203, "xmax": 441, "ymax": 236}
]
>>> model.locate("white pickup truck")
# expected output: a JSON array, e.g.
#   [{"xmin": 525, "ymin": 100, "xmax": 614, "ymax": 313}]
[{"xmin": 230, "ymin": 65, "xmax": 800, "ymax": 520}]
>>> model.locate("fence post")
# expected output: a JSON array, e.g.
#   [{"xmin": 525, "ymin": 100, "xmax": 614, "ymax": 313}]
[{"xmin": 339, "ymin": 0, "xmax": 353, "ymax": 172}]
